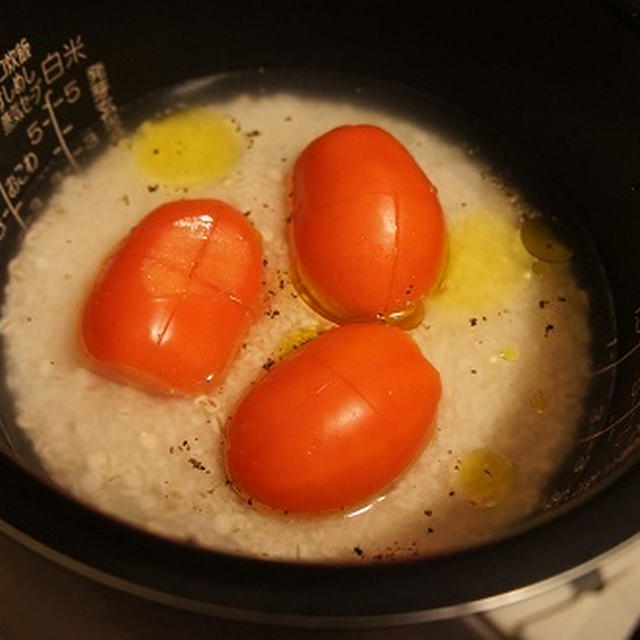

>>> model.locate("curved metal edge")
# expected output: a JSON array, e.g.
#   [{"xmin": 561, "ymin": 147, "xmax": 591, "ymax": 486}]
[{"xmin": 2, "ymin": 511, "xmax": 640, "ymax": 629}]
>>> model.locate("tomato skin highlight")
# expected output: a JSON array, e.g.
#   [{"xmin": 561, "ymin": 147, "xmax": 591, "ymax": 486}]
[
  {"xmin": 80, "ymin": 199, "xmax": 263, "ymax": 395},
  {"xmin": 291, "ymin": 124, "xmax": 446, "ymax": 323},
  {"xmin": 225, "ymin": 323, "xmax": 441, "ymax": 513}
]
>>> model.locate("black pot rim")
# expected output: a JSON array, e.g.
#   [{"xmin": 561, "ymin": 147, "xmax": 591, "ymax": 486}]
[{"xmin": 1, "ymin": 448, "xmax": 640, "ymax": 627}]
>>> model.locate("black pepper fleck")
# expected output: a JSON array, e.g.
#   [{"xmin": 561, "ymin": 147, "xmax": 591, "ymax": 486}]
[
  {"xmin": 469, "ymin": 317, "xmax": 478, "ymax": 327},
  {"xmin": 544, "ymin": 324, "xmax": 555, "ymax": 337},
  {"xmin": 262, "ymin": 358, "xmax": 276, "ymax": 371},
  {"xmin": 353, "ymin": 546, "xmax": 363, "ymax": 557},
  {"xmin": 147, "ymin": 184, "xmax": 159, "ymax": 192}
]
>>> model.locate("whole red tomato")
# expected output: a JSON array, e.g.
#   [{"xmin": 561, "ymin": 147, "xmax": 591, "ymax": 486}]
[
  {"xmin": 291, "ymin": 124, "xmax": 446, "ymax": 324},
  {"xmin": 80, "ymin": 199, "xmax": 263, "ymax": 395},
  {"xmin": 225, "ymin": 323, "xmax": 441, "ymax": 513}
]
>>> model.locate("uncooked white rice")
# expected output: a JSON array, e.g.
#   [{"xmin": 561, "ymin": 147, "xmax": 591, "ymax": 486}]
[{"xmin": 0, "ymin": 91, "xmax": 591, "ymax": 561}]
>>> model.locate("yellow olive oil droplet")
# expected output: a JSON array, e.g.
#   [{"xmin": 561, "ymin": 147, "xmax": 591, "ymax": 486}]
[
  {"xmin": 500, "ymin": 345, "xmax": 520, "ymax": 362},
  {"xmin": 278, "ymin": 326, "xmax": 322, "ymax": 358},
  {"xmin": 530, "ymin": 389, "xmax": 548, "ymax": 414},
  {"xmin": 132, "ymin": 107, "xmax": 241, "ymax": 185},
  {"xmin": 520, "ymin": 217, "xmax": 573, "ymax": 263},
  {"xmin": 433, "ymin": 209, "xmax": 531, "ymax": 313},
  {"xmin": 453, "ymin": 448, "xmax": 515, "ymax": 508},
  {"xmin": 429, "ymin": 234, "xmax": 450, "ymax": 294},
  {"xmin": 385, "ymin": 300, "xmax": 426, "ymax": 329},
  {"xmin": 289, "ymin": 262, "xmax": 352, "ymax": 324},
  {"xmin": 568, "ymin": 289, "xmax": 589, "ymax": 313},
  {"xmin": 531, "ymin": 260, "xmax": 551, "ymax": 276}
]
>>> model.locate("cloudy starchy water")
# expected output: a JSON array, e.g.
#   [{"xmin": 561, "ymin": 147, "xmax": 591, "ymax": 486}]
[{"xmin": 0, "ymin": 89, "xmax": 592, "ymax": 561}]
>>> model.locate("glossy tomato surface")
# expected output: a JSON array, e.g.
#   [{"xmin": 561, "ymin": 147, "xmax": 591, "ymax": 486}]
[
  {"xmin": 80, "ymin": 199, "xmax": 263, "ymax": 395},
  {"xmin": 225, "ymin": 323, "xmax": 441, "ymax": 513},
  {"xmin": 291, "ymin": 124, "xmax": 446, "ymax": 324}
]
